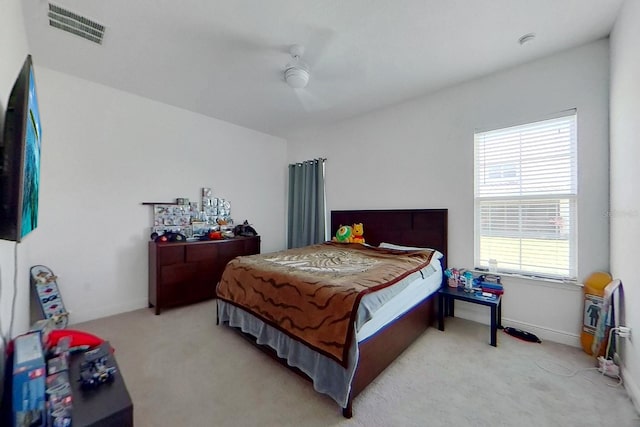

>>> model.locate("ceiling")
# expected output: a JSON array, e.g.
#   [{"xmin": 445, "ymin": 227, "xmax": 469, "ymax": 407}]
[{"xmin": 22, "ymin": 0, "xmax": 624, "ymax": 138}]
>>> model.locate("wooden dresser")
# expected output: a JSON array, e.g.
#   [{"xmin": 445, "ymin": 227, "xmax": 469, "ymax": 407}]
[{"xmin": 148, "ymin": 236, "xmax": 260, "ymax": 314}]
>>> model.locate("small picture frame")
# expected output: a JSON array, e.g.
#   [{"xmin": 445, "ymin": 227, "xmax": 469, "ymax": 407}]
[{"xmin": 191, "ymin": 222, "xmax": 208, "ymax": 236}]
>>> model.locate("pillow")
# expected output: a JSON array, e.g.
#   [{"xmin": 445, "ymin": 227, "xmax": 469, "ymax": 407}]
[{"xmin": 378, "ymin": 242, "xmax": 443, "ymax": 259}]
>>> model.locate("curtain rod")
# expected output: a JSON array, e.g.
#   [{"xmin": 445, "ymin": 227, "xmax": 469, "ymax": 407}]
[{"xmin": 290, "ymin": 157, "xmax": 326, "ymax": 167}]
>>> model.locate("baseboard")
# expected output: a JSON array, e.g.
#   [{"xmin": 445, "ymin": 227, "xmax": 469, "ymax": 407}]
[
  {"xmin": 68, "ymin": 298, "xmax": 148, "ymax": 325},
  {"xmin": 622, "ymin": 365, "xmax": 640, "ymax": 416},
  {"xmin": 502, "ymin": 317, "xmax": 581, "ymax": 348},
  {"xmin": 452, "ymin": 303, "xmax": 580, "ymax": 347}
]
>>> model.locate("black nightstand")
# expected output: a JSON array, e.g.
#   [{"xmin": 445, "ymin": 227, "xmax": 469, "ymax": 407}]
[
  {"xmin": 69, "ymin": 341, "xmax": 133, "ymax": 426},
  {"xmin": 438, "ymin": 286, "xmax": 502, "ymax": 346}
]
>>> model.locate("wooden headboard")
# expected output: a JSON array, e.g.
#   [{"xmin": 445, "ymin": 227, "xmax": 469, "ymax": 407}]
[{"xmin": 330, "ymin": 209, "xmax": 448, "ymax": 265}]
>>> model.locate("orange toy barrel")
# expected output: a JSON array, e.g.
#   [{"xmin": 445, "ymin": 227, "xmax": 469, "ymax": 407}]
[{"xmin": 581, "ymin": 271, "xmax": 612, "ymax": 355}]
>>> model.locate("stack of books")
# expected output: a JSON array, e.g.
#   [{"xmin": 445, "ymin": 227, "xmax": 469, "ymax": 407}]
[
  {"xmin": 474, "ymin": 274, "xmax": 504, "ymax": 295},
  {"xmin": 478, "ymin": 282, "xmax": 504, "ymax": 295}
]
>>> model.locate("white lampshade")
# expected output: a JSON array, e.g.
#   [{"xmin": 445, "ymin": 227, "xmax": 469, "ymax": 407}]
[{"xmin": 285, "ymin": 67, "xmax": 310, "ymax": 89}]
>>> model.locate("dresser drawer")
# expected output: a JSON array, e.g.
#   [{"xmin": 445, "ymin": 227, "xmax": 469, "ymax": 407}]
[
  {"xmin": 185, "ymin": 244, "xmax": 218, "ymax": 263},
  {"xmin": 160, "ymin": 263, "xmax": 198, "ymax": 286},
  {"xmin": 157, "ymin": 245, "xmax": 185, "ymax": 266}
]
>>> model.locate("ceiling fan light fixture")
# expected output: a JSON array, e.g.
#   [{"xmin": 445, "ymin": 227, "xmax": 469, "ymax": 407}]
[{"xmin": 285, "ymin": 67, "xmax": 310, "ymax": 89}]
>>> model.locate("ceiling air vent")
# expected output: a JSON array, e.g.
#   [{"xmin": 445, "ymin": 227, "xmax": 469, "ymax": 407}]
[{"xmin": 48, "ymin": 3, "xmax": 105, "ymax": 45}]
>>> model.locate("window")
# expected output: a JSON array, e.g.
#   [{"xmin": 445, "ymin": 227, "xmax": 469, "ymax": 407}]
[{"xmin": 474, "ymin": 112, "xmax": 577, "ymax": 280}]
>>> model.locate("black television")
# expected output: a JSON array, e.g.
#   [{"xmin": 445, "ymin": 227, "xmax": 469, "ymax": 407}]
[{"xmin": 0, "ymin": 55, "xmax": 43, "ymax": 242}]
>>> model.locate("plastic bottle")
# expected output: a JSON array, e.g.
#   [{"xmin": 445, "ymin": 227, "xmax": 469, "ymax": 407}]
[{"xmin": 464, "ymin": 271, "xmax": 474, "ymax": 292}]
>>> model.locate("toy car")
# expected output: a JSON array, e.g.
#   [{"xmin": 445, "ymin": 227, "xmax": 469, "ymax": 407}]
[{"xmin": 78, "ymin": 347, "xmax": 117, "ymax": 389}]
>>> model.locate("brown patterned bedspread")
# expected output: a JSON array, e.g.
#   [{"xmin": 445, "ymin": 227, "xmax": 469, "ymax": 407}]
[{"xmin": 216, "ymin": 242, "xmax": 435, "ymax": 366}]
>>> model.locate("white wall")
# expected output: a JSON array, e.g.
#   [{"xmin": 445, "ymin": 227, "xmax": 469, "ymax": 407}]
[
  {"xmin": 287, "ymin": 40, "xmax": 611, "ymax": 347},
  {"xmin": 610, "ymin": 0, "xmax": 640, "ymax": 412},
  {"xmin": 14, "ymin": 68, "xmax": 287, "ymax": 328},
  {"xmin": 0, "ymin": 0, "xmax": 287, "ymax": 399},
  {"xmin": 0, "ymin": 0, "xmax": 30, "ymax": 402}
]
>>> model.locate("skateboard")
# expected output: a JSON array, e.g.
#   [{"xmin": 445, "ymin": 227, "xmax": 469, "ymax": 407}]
[{"xmin": 30, "ymin": 265, "xmax": 69, "ymax": 329}]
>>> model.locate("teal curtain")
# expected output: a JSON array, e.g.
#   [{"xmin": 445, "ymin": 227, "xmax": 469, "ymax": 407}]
[{"xmin": 287, "ymin": 158, "xmax": 326, "ymax": 249}]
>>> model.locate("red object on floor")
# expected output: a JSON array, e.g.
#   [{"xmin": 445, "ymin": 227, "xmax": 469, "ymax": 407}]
[{"xmin": 47, "ymin": 329, "xmax": 105, "ymax": 351}]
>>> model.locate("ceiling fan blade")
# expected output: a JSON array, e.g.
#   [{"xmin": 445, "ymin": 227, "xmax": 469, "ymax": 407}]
[
  {"xmin": 293, "ymin": 88, "xmax": 329, "ymax": 112},
  {"xmin": 301, "ymin": 27, "xmax": 337, "ymax": 69}
]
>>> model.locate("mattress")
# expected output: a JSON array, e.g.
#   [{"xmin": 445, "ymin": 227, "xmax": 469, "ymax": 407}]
[
  {"xmin": 357, "ymin": 257, "xmax": 442, "ymax": 340},
  {"xmin": 216, "ymin": 254, "xmax": 442, "ymax": 407}
]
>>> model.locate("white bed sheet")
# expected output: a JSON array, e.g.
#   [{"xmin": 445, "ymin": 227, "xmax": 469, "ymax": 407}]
[{"xmin": 357, "ymin": 259, "xmax": 442, "ymax": 341}]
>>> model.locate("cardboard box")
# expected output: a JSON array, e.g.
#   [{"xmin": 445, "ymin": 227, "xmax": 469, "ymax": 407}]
[{"xmin": 12, "ymin": 332, "xmax": 46, "ymax": 427}]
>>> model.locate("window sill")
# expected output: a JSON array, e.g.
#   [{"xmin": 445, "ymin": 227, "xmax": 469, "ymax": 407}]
[{"xmin": 471, "ymin": 269, "xmax": 581, "ymax": 290}]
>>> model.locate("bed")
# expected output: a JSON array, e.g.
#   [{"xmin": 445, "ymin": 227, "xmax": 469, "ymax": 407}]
[{"xmin": 216, "ymin": 209, "xmax": 448, "ymax": 417}]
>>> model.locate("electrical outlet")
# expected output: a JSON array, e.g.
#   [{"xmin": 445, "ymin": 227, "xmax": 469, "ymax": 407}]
[{"xmin": 617, "ymin": 326, "xmax": 632, "ymax": 339}]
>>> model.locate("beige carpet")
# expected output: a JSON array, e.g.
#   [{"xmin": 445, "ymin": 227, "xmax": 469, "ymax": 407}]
[{"xmin": 74, "ymin": 300, "xmax": 639, "ymax": 427}]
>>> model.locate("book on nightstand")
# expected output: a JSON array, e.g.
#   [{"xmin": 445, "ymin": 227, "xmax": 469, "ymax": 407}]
[{"xmin": 477, "ymin": 281, "xmax": 504, "ymax": 295}]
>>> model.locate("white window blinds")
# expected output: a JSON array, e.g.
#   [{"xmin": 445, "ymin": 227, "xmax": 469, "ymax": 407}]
[{"xmin": 474, "ymin": 112, "xmax": 577, "ymax": 279}]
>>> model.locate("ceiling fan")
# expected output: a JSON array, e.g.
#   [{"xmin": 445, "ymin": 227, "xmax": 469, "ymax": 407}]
[
  {"xmin": 284, "ymin": 44, "xmax": 310, "ymax": 89},
  {"xmin": 283, "ymin": 43, "xmax": 330, "ymax": 111}
]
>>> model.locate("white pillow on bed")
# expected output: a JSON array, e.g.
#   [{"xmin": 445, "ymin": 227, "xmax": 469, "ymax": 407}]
[{"xmin": 378, "ymin": 242, "xmax": 443, "ymax": 260}]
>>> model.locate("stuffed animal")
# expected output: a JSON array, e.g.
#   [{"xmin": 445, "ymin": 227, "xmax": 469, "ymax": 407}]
[
  {"xmin": 351, "ymin": 223, "xmax": 365, "ymax": 244},
  {"xmin": 332, "ymin": 225, "xmax": 353, "ymax": 243}
]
